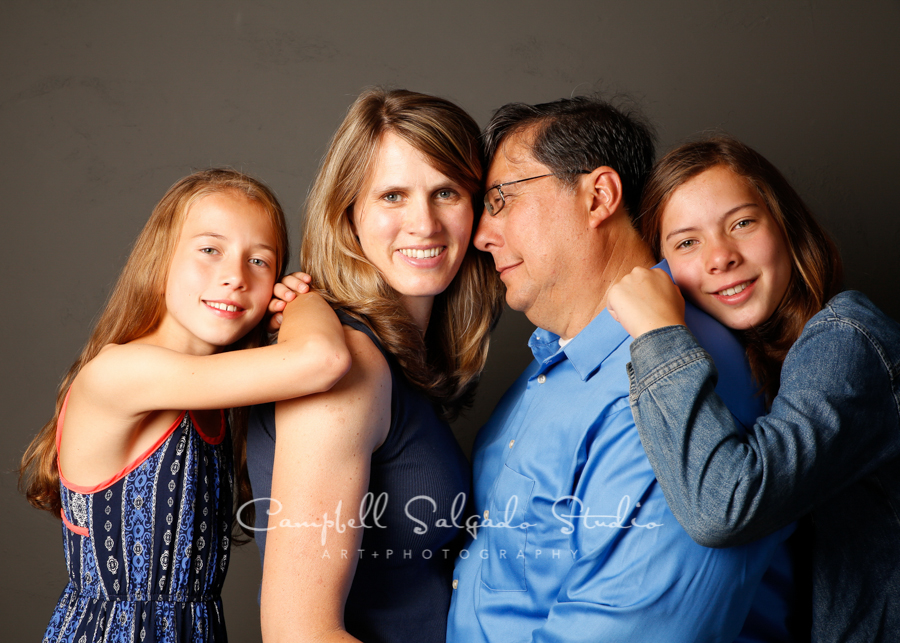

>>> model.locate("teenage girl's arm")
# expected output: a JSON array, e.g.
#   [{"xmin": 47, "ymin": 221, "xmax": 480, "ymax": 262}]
[
  {"xmin": 259, "ymin": 325, "xmax": 390, "ymax": 643},
  {"xmin": 77, "ymin": 291, "xmax": 350, "ymax": 414},
  {"xmin": 610, "ymin": 272, "xmax": 900, "ymax": 547}
]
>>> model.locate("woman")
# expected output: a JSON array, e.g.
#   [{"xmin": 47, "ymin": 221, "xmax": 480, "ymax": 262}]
[
  {"xmin": 246, "ymin": 89, "xmax": 503, "ymax": 643},
  {"xmin": 607, "ymin": 135, "xmax": 900, "ymax": 641}
]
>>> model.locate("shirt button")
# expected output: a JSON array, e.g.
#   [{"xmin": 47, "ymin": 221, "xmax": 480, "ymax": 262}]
[
  {"xmin": 509, "ymin": 439, "xmax": 515, "ymax": 448},
  {"xmin": 452, "ymin": 579, "xmax": 458, "ymax": 590},
  {"xmin": 537, "ymin": 374, "xmax": 547, "ymax": 384},
  {"xmin": 483, "ymin": 510, "xmax": 489, "ymax": 519}
]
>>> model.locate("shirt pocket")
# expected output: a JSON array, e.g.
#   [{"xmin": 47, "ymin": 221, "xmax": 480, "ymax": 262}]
[{"xmin": 482, "ymin": 466, "xmax": 534, "ymax": 592}]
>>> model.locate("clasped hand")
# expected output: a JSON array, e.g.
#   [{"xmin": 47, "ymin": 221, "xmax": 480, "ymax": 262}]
[
  {"xmin": 268, "ymin": 272, "xmax": 315, "ymax": 332},
  {"xmin": 607, "ymin": 267, "xmax": 687, "ymax": 339}
]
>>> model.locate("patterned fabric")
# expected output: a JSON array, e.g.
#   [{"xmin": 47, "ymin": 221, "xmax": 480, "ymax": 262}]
[{"xmin": 44, "ymin": 411, "xmax": 234, "ymax": 643}]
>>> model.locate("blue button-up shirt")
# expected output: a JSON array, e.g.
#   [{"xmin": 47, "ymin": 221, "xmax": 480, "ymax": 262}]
[{"xmin": 447, "ymin": 264, "xmax": 795, "ymax": 643}]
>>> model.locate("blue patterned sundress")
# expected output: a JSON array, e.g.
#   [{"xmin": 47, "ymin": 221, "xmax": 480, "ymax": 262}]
[{"xmin": 44, "ymin": 403, "xmax": 234, "ymax": 643}]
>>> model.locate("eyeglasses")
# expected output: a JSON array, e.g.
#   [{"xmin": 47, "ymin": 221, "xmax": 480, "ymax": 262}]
[{"xmin": 483, "ymin": 171, "xmax": 590, "ymax": 217}]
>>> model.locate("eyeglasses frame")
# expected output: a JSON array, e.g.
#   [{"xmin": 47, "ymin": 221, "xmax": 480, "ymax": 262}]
[{"xmin": 483, "ymin": 170, "xmax": 591, "ymax": 217}]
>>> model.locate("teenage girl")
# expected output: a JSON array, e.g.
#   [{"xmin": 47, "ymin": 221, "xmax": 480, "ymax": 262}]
[
  {"xmin": 607, "ymin": 136, "xmax": 900, "ymax": 641},
  {"xmin": 19, "ymin": 169, "xmax": 351, "ymax": 642}
]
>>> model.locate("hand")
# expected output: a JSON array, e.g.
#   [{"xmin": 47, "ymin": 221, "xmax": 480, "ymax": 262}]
[
  {"xmin": 607, "ymin": 267, "xmax": 687, "ymax": 339},
  {"xmin": 268, "ymin": 272, "xmax": 313, "ymax": 331}
]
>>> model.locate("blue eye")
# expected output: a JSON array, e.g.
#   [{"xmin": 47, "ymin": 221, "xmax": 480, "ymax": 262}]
[
  {"xmin": 383, "ymin": 192, "xmax": 401, "ymax": 203},
  {"xmin": 249, "ymin": 258, "xmax": 268, "ymax": 268},
  {"xmin": 437, "ymin": 189, "xmax": 455, "ymax": 199}
]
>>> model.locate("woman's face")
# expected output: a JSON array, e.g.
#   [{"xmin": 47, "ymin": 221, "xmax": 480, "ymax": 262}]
[
  {"xmin": 660, "ymin": 165, "xmax": 793, "ymax": 330},
  {"xmin": 351, "ymin": 131, "xmax": 473, "ymax": 328}
]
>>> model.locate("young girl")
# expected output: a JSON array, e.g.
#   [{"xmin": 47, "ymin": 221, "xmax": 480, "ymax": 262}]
[
  {"xmin": 607, "ymin": 136, "xmax": 900, "ymax": 641},
  {"xmin": 19, "ymin": 168, "xmax": 351, "ymax": 642}
]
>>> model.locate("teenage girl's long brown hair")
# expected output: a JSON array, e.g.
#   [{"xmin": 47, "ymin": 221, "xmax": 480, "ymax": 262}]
[
  {"xmin": 638, "ymin": 136, "xmax": 843, "ymax": 402},
  {"xmin": 302, "ymin": 88, "xmax": 503, "ymax": 418},
  {"xmin": 19, "ymin": 168, "xmax": 289, "ymax": 542}
]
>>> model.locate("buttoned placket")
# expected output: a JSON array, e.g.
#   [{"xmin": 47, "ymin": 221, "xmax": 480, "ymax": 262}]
[{"xmin": 478, "ymin": 350, "xmax": 567, "ymax": 522}]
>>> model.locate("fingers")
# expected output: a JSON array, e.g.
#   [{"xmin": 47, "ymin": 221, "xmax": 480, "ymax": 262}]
[
  {"xmin": 273, "ymin": 282, "xmax": 298, "ymax": 303},
  {"xmin": 268, "ymin": 272, "xmax": 314, "ymax": 332},
  {"xmin": 268, "ymin": 313, "xmax": 284, "ymax": 333},
  {"xmin": 276, "ymin": 273, "xmax": 313, "ymax": 299},
  {"xmin": 283, "ymin": 272, "xmax": 313, "ymax": 290},
  {"xmin": 608, "ymin": 265, "xmax": 686, "ymax": 338}
]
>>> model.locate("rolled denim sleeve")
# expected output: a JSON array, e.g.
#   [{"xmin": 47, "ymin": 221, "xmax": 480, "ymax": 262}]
[{"xmin": 626, "ymin": 322, "xmax": 900, "ymax": 547}]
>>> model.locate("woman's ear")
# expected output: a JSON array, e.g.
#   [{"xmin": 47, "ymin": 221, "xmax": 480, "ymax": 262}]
[{"xmin": 586, "ymin": 167, "xmax": 624, "ymax": 228}]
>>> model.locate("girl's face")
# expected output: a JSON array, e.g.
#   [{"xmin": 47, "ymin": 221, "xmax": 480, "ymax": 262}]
[
  {"xmin": 159, "ymin": 191, "xmax": 279, "ymax": 355},
  {"xmin": 660, "ymin": 165, "xmax": 793, "ymax": 330},
  {"xmin": 351, "ymin": 132, "xmax": 473, "ymax": 329}
]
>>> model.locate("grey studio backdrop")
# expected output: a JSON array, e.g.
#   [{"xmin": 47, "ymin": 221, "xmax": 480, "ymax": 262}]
[{"xmin": 3, "ymin": 1, "xmax": 898, "ymax": 640}]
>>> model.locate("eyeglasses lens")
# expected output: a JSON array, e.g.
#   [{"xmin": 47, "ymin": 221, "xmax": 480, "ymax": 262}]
[{"xmin": 484, "ymin": 188, "xmax": 504, "ymax": 216}]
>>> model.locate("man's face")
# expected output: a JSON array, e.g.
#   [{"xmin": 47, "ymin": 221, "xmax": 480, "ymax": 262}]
[{"xmin": 474, "ymin": 132, "xmax": 586, "ymax": 325}]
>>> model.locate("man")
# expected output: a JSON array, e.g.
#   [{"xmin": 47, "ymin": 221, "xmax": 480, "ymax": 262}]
[{"xmin": 446, "ymin": 97, "xmax": 795, "ymax": 642}]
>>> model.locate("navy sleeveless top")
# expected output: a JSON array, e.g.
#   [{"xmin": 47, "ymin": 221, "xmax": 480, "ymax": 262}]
[{"xmin": 247, "ymin": 313, "xmax": 472, "ymax": 642}]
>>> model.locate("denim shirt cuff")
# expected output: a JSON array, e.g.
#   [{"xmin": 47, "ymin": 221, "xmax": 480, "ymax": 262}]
[{"xmin": 626, "ymin": 326, "xmax": 709, "ymax": 401}]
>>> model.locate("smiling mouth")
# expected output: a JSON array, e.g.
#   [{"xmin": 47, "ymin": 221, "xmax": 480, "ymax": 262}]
[
  {"xmin": 398, "ymin": 247, "xmax": 445, "ymax": 259},
  {"xmin": 204, "ymin": 301, "xmax": 244, "ymax": 313},
  {"xmin": 716, "ymin": 281, "xmax": 752, "ymax": 297}
]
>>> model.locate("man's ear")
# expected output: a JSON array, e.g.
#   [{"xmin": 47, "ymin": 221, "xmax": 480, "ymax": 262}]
[{"xmin": 586, "ymin": 167, "xmax": 624, "ymax": 228}]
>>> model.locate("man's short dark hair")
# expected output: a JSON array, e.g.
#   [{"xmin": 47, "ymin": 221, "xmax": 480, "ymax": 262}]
[{"xmin": 482, "ymin": 95, "xmax": 656, "ymax": 220}]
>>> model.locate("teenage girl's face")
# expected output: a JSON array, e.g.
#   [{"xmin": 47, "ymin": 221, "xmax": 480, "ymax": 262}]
[
  {"xmin": 350, "ymin": 132, "xmax": 473, "ymax": 329},
  {"xmin": 660, "ymin": 165, "xmax": 793, "ymax": 330},
  {"xmin": 159, "ymin": 192, "xmax": 279, "ymax": 355}
]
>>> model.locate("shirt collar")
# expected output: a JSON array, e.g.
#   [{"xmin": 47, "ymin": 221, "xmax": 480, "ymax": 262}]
[
  {"xmin": 526, "ymin": 259, "xmax": 670, "ymax": 381},
  {"xmin": 656, "ymin": 258, "xmax": 672, "ymax": 278},
  {"xmin": 528, "ymin": 308, "xmax": 630, "ymax": 381}
]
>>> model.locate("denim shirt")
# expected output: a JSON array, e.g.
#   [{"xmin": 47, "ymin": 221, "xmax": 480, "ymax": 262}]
[{"xmin": 627, "ymin": 291, "xmax": 900, "ymax": 642}]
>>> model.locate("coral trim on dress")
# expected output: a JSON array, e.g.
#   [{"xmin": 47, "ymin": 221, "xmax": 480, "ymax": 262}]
[
  {"xmin": 55, "ymin": 390, "xmax": 225, "ymax": 494},
  {"xmin": 190, "ymin": 409, "xmax": 227, "ymax": 445},
  {"xmin": 60, "ymin": 509, "xmax": 90, "ymax": 536}
]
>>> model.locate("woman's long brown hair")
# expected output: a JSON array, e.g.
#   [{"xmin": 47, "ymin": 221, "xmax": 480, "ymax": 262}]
[
  {"xmin": 19, "ymin": 168, "xmax": 289, "ymax": 543},
  {"xmin": 301, "ymin": 88, "xmax": 504, "ymax": 419},
  {"xmin": 638, "ymin": 136, "xmax": 843, "ymax": 402}
]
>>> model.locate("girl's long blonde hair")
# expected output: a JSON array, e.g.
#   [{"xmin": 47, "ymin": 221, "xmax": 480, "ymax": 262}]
[
  {"xmin": 302, "ymin": 88, "xmax": 503, "ymax": 418},
  {"xmin": 20, "ymin": 169, "xmax": 289, "ymax": 541},
  {"xmin": 638, "ymin": 136, "xmax": 843, "ymax": 402}
]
